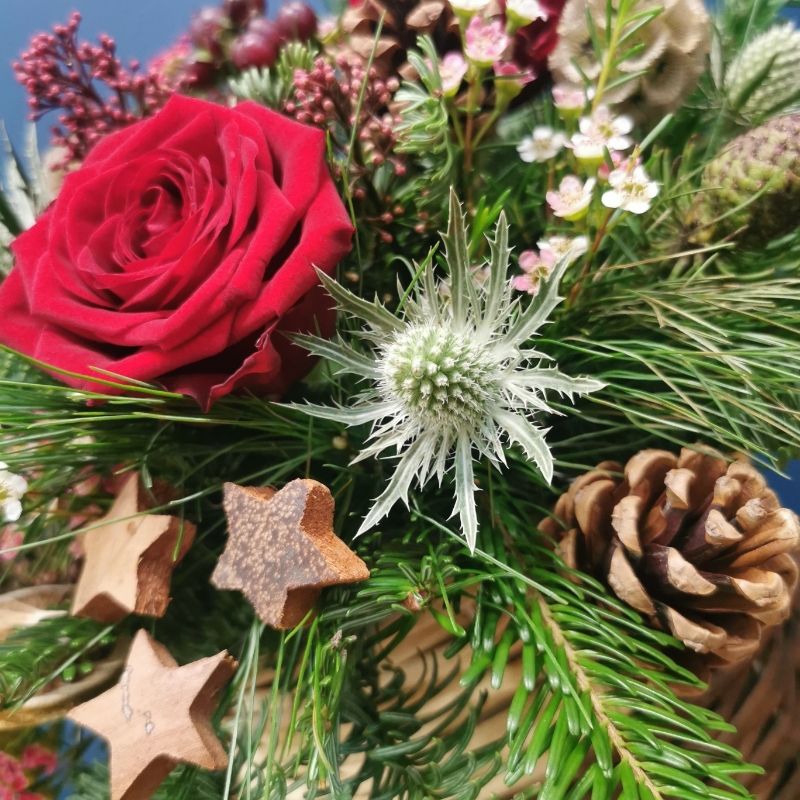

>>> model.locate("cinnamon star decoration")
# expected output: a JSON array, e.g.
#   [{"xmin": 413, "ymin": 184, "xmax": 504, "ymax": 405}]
[
  {"xmin": 68, "ymin": 629, "xmax": 235, "ymax": 800},
  {"xmin": 71, "ymin": 472, "xmax": 195, "ymax": 623},
  {"xmin": 211, "ymin": 479, "xmax": 370, "ymax": 629}
]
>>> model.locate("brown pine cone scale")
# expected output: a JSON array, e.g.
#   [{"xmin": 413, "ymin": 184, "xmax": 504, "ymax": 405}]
[{"xmin": 541, "ymin": 447, "xmax": 800, "ymax": 670}]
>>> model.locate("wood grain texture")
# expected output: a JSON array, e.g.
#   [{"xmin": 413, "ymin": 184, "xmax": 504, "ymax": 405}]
[
  {"xmin": 71, "ymin": 472, "xmax": 195, "ymax": 623},
  {"xmin": 211, "ymin": 479, "xmax": 370, "ymax": 629},
  {"xmin": 68, "ymin": 629, "xmax": 235, "ymax": 800}
]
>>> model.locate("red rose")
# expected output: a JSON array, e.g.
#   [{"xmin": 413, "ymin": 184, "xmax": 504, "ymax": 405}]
[{"xmin": 0, "ymin": 95, "xmax": 353, "ymax": 410}]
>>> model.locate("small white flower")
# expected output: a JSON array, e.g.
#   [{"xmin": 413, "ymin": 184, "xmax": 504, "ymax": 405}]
[
  {"xmin": 506, "ymin": 0, "xmax": 549, "ymax": 25},
  {"xmin": 438, "ymin": 52, "xmax": 469, "ymax": 96},
  {"xmin": 291, "ymin": 191, "xmax": 603, "ymax": 551},
  {"xmin": 546, "ymin": 175, "xmax": 596, "ymax": 220},
  {"xmin": 517, "ymin": 126, "xmax": 567, "ymax": 163},
  {"xmin": 570, "ymin": 106, "xmax": 634, "ymax": 164},
  {"xmin": 538, "ymin": 235, "xmax": 589, "ymax": 263},
  {"xmin": 0, "ymin": 463, "xmax": 28, "ymax": 523},
  {"xmin": 450, "ymin": 0, "xmax": 491, "ymax": 15},
  {"xmin": 601, "ymin": 165, "xmax": 660, "ymax": 214}
]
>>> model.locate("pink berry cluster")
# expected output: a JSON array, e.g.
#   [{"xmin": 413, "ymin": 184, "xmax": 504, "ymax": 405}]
[
  {"xmin": 0, "ymin": 745, "xmax": 57, "ymax": 800},
  {"xmin": 13, "ymin": 13, "xmax": 172, "ymax": 166},
  {"xmin": 287, "ymin": 54, "xmax": 404, "ymax": 238}
]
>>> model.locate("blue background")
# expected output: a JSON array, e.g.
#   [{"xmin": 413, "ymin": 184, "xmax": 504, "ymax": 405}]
[{"xmin": 0, "ymin": 0, "xmax": 327, "ymax": 152}]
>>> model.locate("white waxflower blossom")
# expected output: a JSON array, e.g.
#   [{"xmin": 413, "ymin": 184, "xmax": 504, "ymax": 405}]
[
  {"xmin": 506, "ymin": 0, "xmax": 549, "ymax": 25},
  {"xmin": 450, "ymin": 0, "xmax": 491, "ymax": 15},
  {"xmin": 518, "ymin": 126, "xmax": 567, "ymax": 163},
  {"xmin": 0, "ymin": 463, "xmax": 28, "ymax": 523},
  {"xmin": 570, "ymin": 106, "xmax": 634, "ymax": 163},
  {"xmin": 291, "ymin": 191, "xmax": 604, "ymax": 550},
  {"xmin": 601, "ymin": 165, "xmax": 660, "ymax": 214},
  {"xmin": 546, "ymin": 175, "xmax": 596, "ymax": 220},
  {"xmin": 538, "ymin": 235, "xmax": 589, "ymax": 263}
]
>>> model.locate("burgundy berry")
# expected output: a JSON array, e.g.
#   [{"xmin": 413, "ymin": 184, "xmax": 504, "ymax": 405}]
[
  {"xmin": 223, "ymin": 0, "xmax": 266, "ymax": 27},
  {"xmin": 231, "ymin": 30, "xmax": 278, "ymax": 70},
  {"xmin": 274, "ymin": 2, "xmax": 317, "ymax": 42},
  {"xmin": 184, "ymin": 58, "xmax": 217, "ymax": 89},
  {"xmin": 189, "ymin": 7, "xmax": 226, "ymax": 55},
  {"xmin": 246, "ymin": 18, "xmax": 283, "ymax": 51}
]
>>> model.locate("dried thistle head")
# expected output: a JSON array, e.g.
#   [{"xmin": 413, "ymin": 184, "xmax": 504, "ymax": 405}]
[{"xmin": 291, "ymin": 190, "xmax": 603, "ymax": 550}]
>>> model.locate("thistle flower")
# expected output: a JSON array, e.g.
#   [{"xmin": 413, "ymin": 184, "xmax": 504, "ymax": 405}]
[
  {"xmin": 517, "ymin": 125, "xmax": 566, "ymax": 162},
  {"xmin": 439, "ymin": 52, "xmax": 469, "ymax": 96},
  {"xmin": 465, "ymin": 17, "xmax": 510, "ymax": 68},
  {"xmin": 601, "ymin": 164, "xmax": 659, "ymax": 214},
  {"xmin": 538, "ymin": 235, "xmax": 588, "ymax": 262},
  {"xmin": 512, "ymin": 249, "xmax": 555, "ymax": 294},
  {"xmin": 0, "ymin": 464, "xmax": 28, "ymax": 523},
  {"xmin": 726, "ymin": 22, "xmax": 800, "ymax": 120},
  {"xmin": 546, "ymin": 175, "xmax": 596, "ymax": 220},
  {"xmin": 291, "ymin": 191, "xmax": 603, "ymax": 549}
]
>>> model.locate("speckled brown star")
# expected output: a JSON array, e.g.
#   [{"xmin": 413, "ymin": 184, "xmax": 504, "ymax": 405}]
[
  {"xmin": 211, "ymin": 479, "xmax": 370, "ymax": 628},
  {"xmin": 71, "ymin": 472, "xmax": 195, "ymax": 623},
  {"xmin": 68, "ymin": 630, "xmax": 235, "ymax": 800}
]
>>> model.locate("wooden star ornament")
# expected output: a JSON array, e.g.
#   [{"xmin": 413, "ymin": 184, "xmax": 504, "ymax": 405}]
[
  {"xmin": 211, "ymin": 479, "xmax": 370, "ymax": 628},
  {"xmin": 68, "ymin": 630, "xmax": 235, "ymax": 800},
  {"xmin": 71, "ymin": 472, "xmax": 195, "ymax": 623}
]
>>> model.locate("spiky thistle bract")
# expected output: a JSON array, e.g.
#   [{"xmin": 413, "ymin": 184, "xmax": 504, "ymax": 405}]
[{"xmin": 291, "ymin": 190, "xmax": 604, "ymax": 550}]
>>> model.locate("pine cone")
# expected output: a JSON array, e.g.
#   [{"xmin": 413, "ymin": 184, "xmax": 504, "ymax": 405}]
[
  {"xmin": 540, "ymin": 447, "xmax": 800, "ymax": 670},
  {"xmin": 340, "ymin": 0, "xmax": 460, "ymax": 77},
  {"xmin": 549, "ymin": 0, "xmax": 710, "ymax": 121},
  {"xmin": 688, "ymin": 114, "xmax": 800, "ymax": 247},
  {"xmin": 700, "ymin": 584, "xmax": 800, "ymax": 799},
  {"xmin": 727, "ymin": 22, "xmax": 800, "ymax": 122}
]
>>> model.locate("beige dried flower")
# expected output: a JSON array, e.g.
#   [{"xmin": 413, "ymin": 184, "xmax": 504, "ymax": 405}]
[{"xmin": 549, "ymin": 0, "xmax": 710, "ymax": 120}]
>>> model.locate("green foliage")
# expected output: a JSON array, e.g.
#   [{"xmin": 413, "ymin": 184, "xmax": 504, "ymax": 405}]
[
  {"xmin": 0, "ymin": 614, "xmax": 115, "ymax": 708},
  {"xmin": 393, "ymin": 36, "xmax": 456, "ymax": 216},
  {"xmin": 228, "ymin": 42, "xmax": 318, "ymax": 108},
  {"xmin": 210, "ymin": 474, "xmax": 758, "ymax": 799},
  {"xmin": 1, "ymin": 1, "xmax": 799, "ymax": 797}
]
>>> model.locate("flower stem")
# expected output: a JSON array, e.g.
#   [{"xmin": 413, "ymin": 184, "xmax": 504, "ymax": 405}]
[
  {"xmin": 591, "ymin": 0, "xmax": 629, "ymax": 112},
  {"xmin": 567, "ymin": 208, "xmax": 613, "ymax": 307},
  {"xmin": 472, "ymin": 107, "xmax": 500, "ymax": 151},
  {"xmin": 448, "ymin": 99, "xmax": 466, "ymax": 149}
]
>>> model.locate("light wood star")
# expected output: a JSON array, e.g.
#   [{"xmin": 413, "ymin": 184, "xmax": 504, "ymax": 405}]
[
  {"xmin": 211, "ymin": 479, "xmax": 370, "ymax": 629},
  {"xmin": 71, "ymin": 472, "xmax": 195, "ymax": 623},
  {"xmin": 68, "ymin": 630, "xmax": 235, "ymax": 800}
]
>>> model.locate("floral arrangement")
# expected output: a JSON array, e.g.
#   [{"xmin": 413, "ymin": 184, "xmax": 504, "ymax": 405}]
[{"xmin": 0, "ymin": 0, "xmax": 799, "ymax": 797}]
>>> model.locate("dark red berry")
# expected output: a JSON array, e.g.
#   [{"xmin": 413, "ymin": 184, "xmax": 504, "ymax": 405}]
[
  {"xmin": 223, "ymin": 0, "xmax": 266, "ymax": 27},
  {"xmin": 274, "ymin": 2, "xmax": 317, "ymax": 42},
  {"xmin": 246, "ymin": 17, "xmax": 283, "ymax": 50},
  {"xmin": 231, "ymin": 30, "xmax": 278, "ymax": 70},
  {"xmin": 189, "ymin": 7, "xmax": 226, "ymax": 55},
  {"xmin": 184, "ymin": 58, "xmax": 218, "ymax": 88}
]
